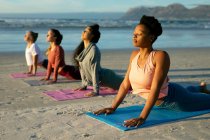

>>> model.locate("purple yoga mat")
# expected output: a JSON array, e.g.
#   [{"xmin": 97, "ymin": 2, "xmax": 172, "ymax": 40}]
[
  {"xmin": 10, "ymin": 72, "xmax": 46, "ymax": 78},
  {"xmin": 43, "ymin": 86, "xmax": 117, "ymax": 101}
]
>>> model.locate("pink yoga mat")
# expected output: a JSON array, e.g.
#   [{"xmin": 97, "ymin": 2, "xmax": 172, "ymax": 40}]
[
  {"xmin": 10, "ymin": 72, "xmax": 46, "ymax": 78},
  {"xmin": 43, "ymin": 86, "xmax": 117, "ymax": 101}
]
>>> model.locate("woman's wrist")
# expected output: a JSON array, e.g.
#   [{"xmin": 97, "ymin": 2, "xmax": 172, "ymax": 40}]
[
  {"xmin": 111, "ymin": 106, "xmax": 117, "ymax": 111},
  {"xmin": 45, "ymin": 77, "xmax": 49, "ymax": 80},
  {"xmin": 91, "ymin": 91, "xmax": 99, "ymax": 95},
  {"xmin": 138, "ymin": 116, "xmax": 146, "ymax": 121},
  {"xmin": 81, "ymin": 85, "xmax": 87, "ymax": 90}
]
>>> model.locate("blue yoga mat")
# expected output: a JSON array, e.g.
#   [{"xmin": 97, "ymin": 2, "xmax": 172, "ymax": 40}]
[{"xmin": 86, "ymin": 105, "xmax": 210, "ymax": 131}]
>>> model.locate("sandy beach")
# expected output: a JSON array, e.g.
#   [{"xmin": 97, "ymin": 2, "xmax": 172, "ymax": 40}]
[{"xmin": 1, "ymin": 47, "xmax": 210, "ymax": 140}]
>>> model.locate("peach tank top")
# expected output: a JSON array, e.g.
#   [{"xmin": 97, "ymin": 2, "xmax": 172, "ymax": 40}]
[{"xmin": 129, "ymin": 51, "xmax": 169, "ymax": 99}]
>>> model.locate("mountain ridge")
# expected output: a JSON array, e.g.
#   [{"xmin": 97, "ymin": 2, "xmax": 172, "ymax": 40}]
[{"xmin": 121, "ymin": 3, "xmax": 210, "ymax": 20}]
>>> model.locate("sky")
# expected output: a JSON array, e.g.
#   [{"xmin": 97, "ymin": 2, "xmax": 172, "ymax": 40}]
[{"xmin": 0, "ymin": 0, "xmax": 210, "ymax": 13}]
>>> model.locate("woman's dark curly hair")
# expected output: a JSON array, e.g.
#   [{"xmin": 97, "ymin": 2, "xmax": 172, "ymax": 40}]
[{"xmin": 139, "ymin": 15, "xmax": 162, "ymax": 43}]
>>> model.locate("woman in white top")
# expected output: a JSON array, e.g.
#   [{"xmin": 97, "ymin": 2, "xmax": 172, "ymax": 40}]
[{"xmin": 24, "ymin": 31, "xmax": 48, "ymax": 75}]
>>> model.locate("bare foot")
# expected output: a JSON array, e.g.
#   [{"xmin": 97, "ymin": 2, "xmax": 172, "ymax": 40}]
[{"xmin": 200, "ymin": 82, "xmax": 210, "ymax": 94}]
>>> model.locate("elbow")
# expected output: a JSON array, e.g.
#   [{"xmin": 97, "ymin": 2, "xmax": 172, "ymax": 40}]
[{"xmin": 121, "ymin": 81, "xmax": 131, "ymax": 91}]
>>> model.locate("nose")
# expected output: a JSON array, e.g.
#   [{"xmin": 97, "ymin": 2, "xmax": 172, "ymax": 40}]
[{"xmin": 133, "ymin": 34, "xmax": 137, "ymax": 38}]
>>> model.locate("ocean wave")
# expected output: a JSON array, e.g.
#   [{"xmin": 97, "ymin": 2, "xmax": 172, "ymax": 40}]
[{"xmin": 0, "ymin": 18, "xmax": 210, "ymax": 29}]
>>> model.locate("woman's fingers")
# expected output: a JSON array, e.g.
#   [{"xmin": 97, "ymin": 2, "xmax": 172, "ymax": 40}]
[
  {"xmin": 123, "ymin": 118, "xmax": 145, "ymax": 128},
  {"xmin": 94, "ymin": 109, "xmax": 107, "ymax": 115},
  {"xmin": 93, "ymin": 108, "xmax": 114, "ymax": 115}
]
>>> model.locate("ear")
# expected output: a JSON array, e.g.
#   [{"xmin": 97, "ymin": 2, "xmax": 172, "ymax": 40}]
[
  {"xmin": 89, "ymin": 34, "xmax": 94, "ymax": 40},
  {"xmin": 150, "ymin": 35, "xmax": 155, "ymax": 42}
]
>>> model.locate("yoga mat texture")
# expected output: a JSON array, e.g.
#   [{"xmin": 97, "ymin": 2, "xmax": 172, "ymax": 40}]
[
  {"xmin": 10, "ymin": 72, "xmax": 46, "ymax": 78},
  {"xmin": 43, "ymin": 86, "xmax": 117, "ymax": 101},
  {"xmin": 86, "ymin": 105, "xmax": 210, "ymax": 131},
  {"xmin": 23, "ymin": 80, "xmax": 47, "ymax": 86}
]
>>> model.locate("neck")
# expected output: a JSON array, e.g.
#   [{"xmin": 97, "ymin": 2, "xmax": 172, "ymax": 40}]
[
  {"xmin": 27, "ymin": 41, "xmax": 33, "ymax": 46},
  {"xmin": 83, "ymin": 40, "xmax": 91, "ymax": 48},
  {"xmin": 139, "ymin": 47, "xmax": 153, "ymax": 59},
  {"xmin": 50, "ymin": 42, "xmax": 57, "ymax": 49}
]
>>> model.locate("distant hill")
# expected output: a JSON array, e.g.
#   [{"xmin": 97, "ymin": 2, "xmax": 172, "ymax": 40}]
[{"xmin": 121, "ymin": 3, "xmax": 210, "ymax": 20}]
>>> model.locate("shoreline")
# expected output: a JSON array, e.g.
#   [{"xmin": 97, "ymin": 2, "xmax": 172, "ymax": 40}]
[
  {"xmin": 1, "ymin": 47, "xmax": 210, "ymax": 139},
  {"xmin": 1, "ymin": 46, "xmax": 210, "ymax": 53}
]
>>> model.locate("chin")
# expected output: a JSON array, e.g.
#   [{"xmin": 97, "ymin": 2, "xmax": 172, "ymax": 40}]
[{"xmin": 132, "ymin": 44, "xmax": 139, "ymax": 48}]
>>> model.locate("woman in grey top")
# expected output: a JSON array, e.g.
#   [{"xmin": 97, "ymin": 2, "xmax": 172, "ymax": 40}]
[{"xmin": 73, "ymin": 24, "xmax": 124, "ymax": 96}]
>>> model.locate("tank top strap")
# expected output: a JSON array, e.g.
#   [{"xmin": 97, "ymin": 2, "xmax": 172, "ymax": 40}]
[
  {"xmin": 146, "ymin": 50, "xmax": 157, "ymax": 69},
  {"xmin": 132, "ymin": 51, "xmax": 140, "ymax": 64}
]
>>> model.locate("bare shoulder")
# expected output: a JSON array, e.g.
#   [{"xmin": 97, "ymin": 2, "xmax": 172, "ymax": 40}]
[
  {"xmin": 154, "ymin": 50, "xmax": 170, "ymax": 60},
  {"xmin": 153, "ymin": 50, "xmax": 170, "ymax": 67}
]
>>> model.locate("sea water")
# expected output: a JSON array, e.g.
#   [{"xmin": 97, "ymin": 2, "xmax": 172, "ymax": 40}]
[{"xmin": 0, "ymin": 13, "xmax": 210, "ymax": 52}]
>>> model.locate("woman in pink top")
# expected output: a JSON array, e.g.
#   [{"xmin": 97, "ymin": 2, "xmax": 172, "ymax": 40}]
[
  {"xmin": 42, "ymin": 29, "xmax": 81, "ymax": 84},
  {"xmin": 94, "ymin": 15, "xmax": 210, "ymax": 128}
]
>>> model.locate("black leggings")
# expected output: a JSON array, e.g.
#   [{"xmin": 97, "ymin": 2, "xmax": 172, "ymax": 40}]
[
  {"xmin": 41, "ymin": 59, "xmax": 48, "ymax": 69},
  {"xmin": 59, "ymin": 65, "xmax": 81, "ymax": 80}
]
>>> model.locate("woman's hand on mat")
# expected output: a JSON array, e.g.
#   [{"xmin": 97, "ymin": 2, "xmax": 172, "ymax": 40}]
[
  {"xmin": 123, "ymin": 117, "xmax": 145, "ymax": 128},
  {"xmin": 28, "ymin": 73, "xmax": 36, "ymax": 76},
  {"xmin": 74, "ymin": 86, "xmax": 87, "ymax": 91},
  {"xmin": 93, "ymin": 107, "xmax": 115, "ymax": 115},
  {"xmin": 46, "ymin": 80, "xmax": 56, "ymax": 84},
  {"xmin": 24, "ymin": 71, "xmax": 32, "ymax": 75},
  {"xmin": 40, "ymin": 78, "xmax": 48, "ymax": 81}
]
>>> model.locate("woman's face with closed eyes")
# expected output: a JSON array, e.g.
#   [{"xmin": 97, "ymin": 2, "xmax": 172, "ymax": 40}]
[
  {"xmin": 46, "ymin": 30, "xmax": 56, "ymax": 43},
  {"xmin": 81, "ymin": 27, "xmax": 93, "ymax": 41},
  {"xmin": 132, "ymin": 24, "xmax": 153, "ymax": 48}
]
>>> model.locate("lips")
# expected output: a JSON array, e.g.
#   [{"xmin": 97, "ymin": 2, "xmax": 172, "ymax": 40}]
[{"xmin": 133, "ymin": 39, "xmax": 137, "ymax": 44}]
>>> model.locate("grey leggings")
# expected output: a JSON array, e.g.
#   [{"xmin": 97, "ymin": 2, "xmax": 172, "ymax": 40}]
[
  {"xmin": 157, "ymin": 83, "xmax": 210, "ymax": 111},
  {"xmin": 100, "ymin": 68, "xmax": 124, "ymax": 90}
]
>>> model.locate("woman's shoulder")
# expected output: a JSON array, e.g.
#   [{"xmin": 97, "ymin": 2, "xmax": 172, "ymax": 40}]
[
  {"xmin": 31, "ymin": 43, "xmax": 39, "ymax": 48},
  {"xmin": 28, "ymin": 43, "xmax": 38, "ymax": 51},
  {"xmin": 30, "ymin": 43, "xmax": 36, "ymax": 48},
  {"xmin": 154, "ymin": 50, "xmax": 169, "ymax": 59},
  {"xmin": 90, "ymin": 43, "xmax": 100, "ymax": 52},
  {"xmin": 56, "ymin": 45, "xmax": 64, "ymax": 51},
  {"xmin": 153, "ymin": 50, "xmax": 170, "ymax": 65}
]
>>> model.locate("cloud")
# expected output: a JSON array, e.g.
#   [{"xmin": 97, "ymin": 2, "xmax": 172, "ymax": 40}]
[
  {"xmin": 0, "ymin": 0, "xmax": 85, "ymax": 13},
  {"xmin": 0, "ymin": 0, "xmax": 210, "ymax": 13}
]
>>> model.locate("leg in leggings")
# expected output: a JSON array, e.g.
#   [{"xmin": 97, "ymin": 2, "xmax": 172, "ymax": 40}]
[
  {"xmin": 59, "ymin": 65, "xmax": 81, "ymax": 80},
  {"xmin": 186, "ymin": 82, "xmax": 210, "ymax": 94},
  {"xmin": 158, "ymin": 82, "xmax": 210, "ymax": 111},
  {"xmin": 41, "ymin": 59, "xmax": 48, "ymax": 69},
  {"xmin": 99, "ymin": 68, "xmax": 124, "ymax": 90},
  {"xmin": 186, "ymin": 85, "xmax": 200, "ymax": 92}
]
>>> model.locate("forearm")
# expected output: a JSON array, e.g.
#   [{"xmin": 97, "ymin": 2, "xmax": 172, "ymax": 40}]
[
  {"xmin": 53, "ymin": 60, "xmax": 61, "ymax": 81},
  {"xmin": 79, "ymin": 68, "xmax": 87, "ymax": 88},
  {"xmin": 92, "ymin": 71, "xmax": 100, "ymax": 93},
  {"xmin": 111, "ymin": 82, "xmax": 130, "ymax": 110},
  {"xmin": 53, "ymin": 67, "xmax": 59, "ymax": 81},
  {"xmin": 28, "ymin": 65, "xmax": 33, "ymax": 73},
  {"xmin": 139, "ymin": 90, "xmax": 159, "ymax": 119},
  {"xmin": 33, "ymin": 55, "xmax": 38, "ymax": 74},
  {"xmin": 46, "ymin": 63, "xmax": 52, "ymax": 80}
]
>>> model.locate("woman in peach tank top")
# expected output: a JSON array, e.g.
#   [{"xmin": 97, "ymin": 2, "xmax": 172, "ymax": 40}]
[
  {"xmin": 94, "ymin": 15, "xmax": 210, "ymax": 128},
  {"xmin": 129, "ymin": 50, "xmax": 169, "ymax": 100}
]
